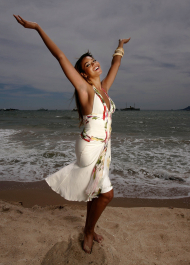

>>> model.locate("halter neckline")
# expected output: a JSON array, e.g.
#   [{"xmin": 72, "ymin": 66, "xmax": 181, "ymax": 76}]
[{"xmin": 93, "ymin": 86, "xmax": 110, "ymax": 111}]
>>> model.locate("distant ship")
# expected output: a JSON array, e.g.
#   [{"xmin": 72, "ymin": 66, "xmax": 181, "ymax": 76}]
[
  {"xmin": 37, "ymin": 108, "xmax": 48, "ymax": 111},
  {"xmin": 120, "ymin": 103, "xmax": 140, "ymax": 111},
  {"xmin": 72, "ymin": 108, "xmax": 78, "ymax": 111}
]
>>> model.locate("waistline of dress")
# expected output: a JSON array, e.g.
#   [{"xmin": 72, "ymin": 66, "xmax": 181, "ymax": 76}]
[
  {"xmin": 83, "ymin": 113, "xmax": 112, "ymax": 119},
  {"xmin": 80, "ymin": 129, "xmax": 110, "ymax": 143}
]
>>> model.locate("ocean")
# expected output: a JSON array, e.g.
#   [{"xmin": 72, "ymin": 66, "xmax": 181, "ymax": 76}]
[{"xmin": 0, "ymin": 110, "xmax": 190, "ymax": 199}]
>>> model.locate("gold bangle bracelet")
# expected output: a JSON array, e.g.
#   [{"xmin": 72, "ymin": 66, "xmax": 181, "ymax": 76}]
[
  {"xmin": 115, "ymin": 47, "xmax": 124, "ymax": 53},
  {"xmin": 115, "ymin": 51, "xmax": 124, "ymax": 56},
  {"xmin": 113, "ymin": 53, "xmax": 123, "ymax": 57},
  {"xmin": 114, "ymin": 50, "xmax": 124, "ymax": 55},
  {"xmin": 114, "ymin": 50, "xmax": 124, "ymax": 56}
]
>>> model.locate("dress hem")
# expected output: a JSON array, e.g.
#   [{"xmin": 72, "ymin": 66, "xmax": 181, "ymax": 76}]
[{"xmin": 45, "ymin": 178, "xmax": 89, "ymax": 202}]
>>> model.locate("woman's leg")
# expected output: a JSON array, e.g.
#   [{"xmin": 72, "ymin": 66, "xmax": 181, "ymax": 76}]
[
  {"xmin": 83, "ymin": 189, "xmax": 114, "ymax": 253},
  {"xmin": 84, "ymin": 200, "xmax": 103, "ymax": 243}
]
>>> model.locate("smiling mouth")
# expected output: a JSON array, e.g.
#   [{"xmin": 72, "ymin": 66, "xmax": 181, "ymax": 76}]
[{"xmin": 94, "ymin": 67, "xmax": 99, "ymax": 71}]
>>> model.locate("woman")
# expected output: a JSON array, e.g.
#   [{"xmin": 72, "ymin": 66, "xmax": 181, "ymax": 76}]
[{"xmin": 13, "ymin": 14, "xmax": 130, "ymax": 253}]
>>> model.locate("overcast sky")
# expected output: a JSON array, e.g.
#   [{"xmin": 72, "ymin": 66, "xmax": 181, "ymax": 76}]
[{"xmin": 0, "ymin": 0, "xmax": 190, "ymax": 110}]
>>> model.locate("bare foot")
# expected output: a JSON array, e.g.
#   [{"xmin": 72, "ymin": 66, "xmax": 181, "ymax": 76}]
[
  {"xmin": 83, "ymin": 231, "xmax": 94, "ymax": 254},
  {"xmin": 82, "ymin": 227, "xmax": 103, "ymax": 243},
  {"xmin": 93, "ymin": 232, "xmax": 104, "ymax": 243}
]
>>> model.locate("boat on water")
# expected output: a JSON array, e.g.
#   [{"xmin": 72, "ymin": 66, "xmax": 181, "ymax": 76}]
[
  {"xmin": 120, "ymin": 103, "xmax": 140, "ymax": 111},
  {"xmin": 37, "ymin": 108, "xmax": 48, "ymax": 111},
  {"xmin": 120, "ymin": 107, "xmax": 140, "ymax": 111}
]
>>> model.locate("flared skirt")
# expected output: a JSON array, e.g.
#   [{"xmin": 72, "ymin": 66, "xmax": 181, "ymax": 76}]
[{"xmin": 45, "ymin": 135, "xmax": 112, "ymax": 202}]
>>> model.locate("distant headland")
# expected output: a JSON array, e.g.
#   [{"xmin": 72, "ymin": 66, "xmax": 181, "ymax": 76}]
[
  {"xmin": 179, "ymin": 106, "xmax": 190, "ymax": 111},
  {"xmin": 0, "ymin": 108, "xmax": 19, "ymax": 111}
]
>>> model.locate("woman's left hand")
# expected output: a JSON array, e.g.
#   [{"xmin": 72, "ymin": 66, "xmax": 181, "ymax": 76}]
[{"xmin": 118, "ymin": 38, "xmax": 131, "ymax": 46}]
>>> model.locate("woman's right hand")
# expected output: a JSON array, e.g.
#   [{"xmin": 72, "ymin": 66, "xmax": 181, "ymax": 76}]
[
  {"xmin": 13, "ymin": 15, "xmax": 38, "ymax": 30},
  {"xmin": 12, "ymin": 14, "xmax": 90, "ymax": 99}
]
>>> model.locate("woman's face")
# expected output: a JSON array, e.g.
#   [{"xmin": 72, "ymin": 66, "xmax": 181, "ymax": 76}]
[{"xmin": 81, "ymin": 56, "xmax": 102, "ymax": 78}]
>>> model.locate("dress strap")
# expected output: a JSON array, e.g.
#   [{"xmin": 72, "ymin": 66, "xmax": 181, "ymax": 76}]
[
  {"xmin": 92, "ymin": 86, "xmax": 105, "ymax": 104},
  {"xmin": 101, "ymin": 87, "xmax": 109, "ymax": 98},
  {"xmin": 93, "ymin": 85, "xmax": 108, "ymax": 99}
]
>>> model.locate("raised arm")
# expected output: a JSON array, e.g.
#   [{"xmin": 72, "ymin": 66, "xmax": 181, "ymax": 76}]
[
  {"xmin": 101, "ymin": 38, "xmax": 131, "ymax": 92},
  {"xmin": 13, "ymin": 15, "xmax": 89, "ymax": 92}
]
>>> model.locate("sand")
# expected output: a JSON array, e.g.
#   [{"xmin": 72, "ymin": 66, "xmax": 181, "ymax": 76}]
[{"xmin": 0, "ymin": 181, "xmax": 190, "ymax": 264}]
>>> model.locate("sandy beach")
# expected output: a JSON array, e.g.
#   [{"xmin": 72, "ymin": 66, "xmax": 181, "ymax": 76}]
[{"xmin": 1, "ymin": 181, "xmax": 190, "ymax": 264}]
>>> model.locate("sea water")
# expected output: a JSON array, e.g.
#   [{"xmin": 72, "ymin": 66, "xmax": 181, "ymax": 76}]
[{"xmin": 0, "ymin": 110, "xmax": 190, "ymax": 199}]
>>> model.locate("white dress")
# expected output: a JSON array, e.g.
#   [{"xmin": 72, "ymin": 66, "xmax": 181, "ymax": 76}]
[{"xmin": 45, "ymin": 86, "xmax": 116, "ymax": 202}]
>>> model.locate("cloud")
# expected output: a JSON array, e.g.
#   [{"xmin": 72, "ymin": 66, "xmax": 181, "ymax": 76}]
[
  {"xmin": 0, "ymin": 0, "xmax": 190, "ymax": 109},
  {"xmin": 0, "ymin": 83, "xmax": 73, "ymax": 110}
]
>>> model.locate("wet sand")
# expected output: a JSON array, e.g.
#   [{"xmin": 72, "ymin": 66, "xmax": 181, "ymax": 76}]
[{"xmin": 1, "ymin": 180, "xmax": 190, "ymax": 209}]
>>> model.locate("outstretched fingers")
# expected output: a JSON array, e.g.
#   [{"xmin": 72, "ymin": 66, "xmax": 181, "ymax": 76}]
[
  {"xmin": 123, "ymin": 37, "xmax": 131, "ymax": 43},
  {"xmin": 13, "ymin": 15, "xmax": 37, "ymax": 29},
  {"xmin": 13, "ymin": 15, "xmax": 24, "ymax": 26},
  {"xmin": 119, "ymin": 38, "xmax": 131, "ymax": 44}
]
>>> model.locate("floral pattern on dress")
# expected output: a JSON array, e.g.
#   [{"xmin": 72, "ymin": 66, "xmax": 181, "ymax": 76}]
[{"xmin": 80, "ymin": 86, "xmax": 115, "ymax": 201}]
